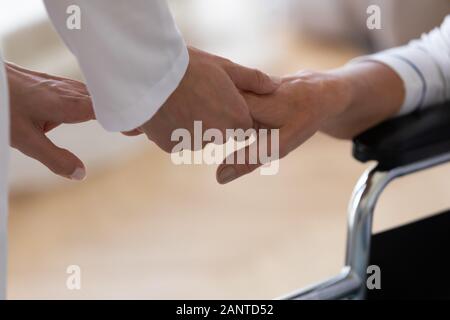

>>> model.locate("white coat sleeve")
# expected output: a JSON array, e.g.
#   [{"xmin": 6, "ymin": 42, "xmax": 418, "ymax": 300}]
[
  {"xmin": 356, "ymin": 15, "xmax": 450, "ymax": 116},
  {"xmin": 43, "ymin": 0, "xmax": 189, "ymax": 132},
  {"xmin": 0, "ymin": 56, "xmax": 10, "ymax": 301}
]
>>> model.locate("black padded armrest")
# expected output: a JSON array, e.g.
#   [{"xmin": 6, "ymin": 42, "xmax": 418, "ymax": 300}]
[{"xmin": 353, "ymin": 102, "xmax": 450, "ymax": 170}]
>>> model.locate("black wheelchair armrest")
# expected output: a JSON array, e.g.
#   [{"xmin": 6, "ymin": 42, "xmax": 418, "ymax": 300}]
[{"xmin": 353, "ymin": 101, "xmax": 450, "ymax": 170}]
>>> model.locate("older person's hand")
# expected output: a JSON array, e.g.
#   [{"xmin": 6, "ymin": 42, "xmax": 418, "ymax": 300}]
[
  {"xmin": 217, "ymin": 62, "xmax": 404, "ymax": 184},
  {"xmin": 7, "ymin": 63, "xmax": 95, "ymax": 180}
]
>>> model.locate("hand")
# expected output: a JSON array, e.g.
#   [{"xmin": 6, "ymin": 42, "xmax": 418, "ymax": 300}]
[
  {"xmin": 216, "ymin": 70, "xmax": 353, "ymax": 184},
  {"xmin": 7, "ymin": 63, "xmax": 95, "ymax": 180},
  {"xmin": 127, "ymin": 47, "xmax": 280, "ymax": 152},
  {"xmin": 216, "ymin": 62, "xmax": 404, "ymax": 184}
]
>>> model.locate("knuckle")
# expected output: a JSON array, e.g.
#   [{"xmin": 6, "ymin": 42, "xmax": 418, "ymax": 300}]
[
  {"xmin": 253, "ymin": 69, "xmax": 266, "ymax": 86},
  {"xmin": 220, "ymin": 57, "xmax": 234, "ymax": 67},
  {"xmin": 42, "ymin": 79, "xmax": 59, "ymax": 90}
]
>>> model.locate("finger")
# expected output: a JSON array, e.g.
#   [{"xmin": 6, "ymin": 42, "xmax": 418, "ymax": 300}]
[
  {"xmin": 224, "ymin": 63, "xmax": 281, "ymax": 95},
  {"xmin": 242, "ymin": 92, "xmax": 266, "ymax": 119},
  {"xmin": 216, "ymin": 145, "xmax": 263, "ymax": 185},
  {"xmin": 35, "ymin": 96, "xmax": 94, "ymax": 132},
  {"xmin": 50, "ymin": 95, "xmax": 95, "ymax": 124},
  {"xmin": 54, "ymin": 78, "xmax": 89, "ymax": 95},
  {"xmin": 241, "ymin": 92, "xmax": 282, "ymax": 130},
  {"xmin": 216, "ymin": 120, "xmax": 317, "ymax": 184},
  {"xmin": 216, "ymin": 127, "xmax": 283, "ymax": 184},
  {"xmin": 57, "ymin": 87, "xmax": 90, "ymax": 98},
  {"xmin": 7, "ymin": 63, "xmax": 89, "ymax": 94},
  {"xmin": 19, "ymin": 127, "xmax": 87, "ymax": 180},
  {"xmin": 224, "ymin": 95, "xmax": 254, "ymax": 133}
]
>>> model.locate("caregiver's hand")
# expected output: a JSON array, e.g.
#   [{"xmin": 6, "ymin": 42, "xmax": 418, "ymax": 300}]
[
  {"xmin": 126, "ymin": 47, "xmax": 280, "ymax": 152},
  {"xmin": 7, "ymin": 63, "xmax": 95, "ymax": 180},
  {"xmin": 216, "ymin": 62, "xmax": 404, "ymax": 184}
]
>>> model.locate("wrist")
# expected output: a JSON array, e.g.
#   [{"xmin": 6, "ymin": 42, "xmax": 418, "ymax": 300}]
[
  {"xmin": 330, "ymin": 62, "xmax": 404, "ymax": 116},
  {"xmin": 326, "ymin": 67, "xmax": 359, "ymax": 116},
  {"xmin": 321, "ymin": 62, "xmax": 404, "ymax": 139}
]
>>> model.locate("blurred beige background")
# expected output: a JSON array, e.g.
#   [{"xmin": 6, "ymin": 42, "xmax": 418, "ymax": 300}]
[{"xmin": 1, "ymin": 0, "xmax": 449, "ymax": 299}]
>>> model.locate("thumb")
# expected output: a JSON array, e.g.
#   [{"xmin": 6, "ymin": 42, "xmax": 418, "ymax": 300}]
[
  {"xmin": 217, "ymin": 117, "xmax": 324, "ymax": 184},
  {"xmin": 225, "ymin": 63, "xmax": 281, "ymax": 94},
  {"xmin": 121, "ymin": 129, "xmax": 143, "ymax": 137},
  {"xmin": 21, "ymin": 128, "xmax": 87, "ymax": 180},
  {"xmin": 216, "ymin": 129, "xmax": 281, "ymax": 184},
  {"xmin": 216, "ymin": 157, "xmax": 262, "ymax": 185}
]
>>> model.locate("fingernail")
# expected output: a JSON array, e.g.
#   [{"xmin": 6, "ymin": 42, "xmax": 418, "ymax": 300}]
[
  {"xmin": 218, "ymin": 166, "xmax": 237, "ymax": 184},
  {"xmin": 70, "ymin": 167, "xmax": 86, "ymax": 181},
  {"xmin": 270, "ymin": 76, "xmax": 282, "ymax": 86}
]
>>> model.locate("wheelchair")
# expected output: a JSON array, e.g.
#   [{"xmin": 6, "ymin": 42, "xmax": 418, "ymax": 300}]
[{"xmin": 280, "ymin": 101, "xmax": 450, "ymax": 300}]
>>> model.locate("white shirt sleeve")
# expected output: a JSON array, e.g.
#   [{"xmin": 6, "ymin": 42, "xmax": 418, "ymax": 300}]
[
  {"xmin": 0, "ymin": 56, "xmax": 10, "ymax": 301},
  {"xmin": 357, "ymin": 15, "xmax": 450, "ymax": 116},
  {"xmin": 44, "ymin": 0, "xmax": 189, "ymax": 132}
]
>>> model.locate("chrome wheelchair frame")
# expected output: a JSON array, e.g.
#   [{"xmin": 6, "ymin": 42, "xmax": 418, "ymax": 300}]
[{"xmin": 279, "ymin": 102, "xmax": 450, "ymax": 300}]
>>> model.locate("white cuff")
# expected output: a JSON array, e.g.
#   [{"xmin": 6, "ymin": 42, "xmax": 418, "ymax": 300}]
[{"xmin": 351, "ymin": 46, "xmax": 446, "ymax": 117}]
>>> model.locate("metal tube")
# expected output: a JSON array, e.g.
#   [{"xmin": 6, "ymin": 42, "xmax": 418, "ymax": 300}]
[
  {"xmin": 345, "ymin": 166, "xmax": 391, "ymax": 299},
  {"xmin": 281, "ymin": 152, "xmax": 450, "ymax": 300},
  {"xmin": 346, "ymin": 152, "xmax": 450, "ymax": 299},
  {"xmin": 278, "ymin": 267, "xmax": 361, "ymax": 300}
]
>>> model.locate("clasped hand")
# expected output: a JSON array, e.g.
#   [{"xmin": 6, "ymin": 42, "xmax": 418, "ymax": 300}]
[{"xmin": 9, "ymin": 48, "xmax": 371, "ymax": 184}]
